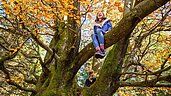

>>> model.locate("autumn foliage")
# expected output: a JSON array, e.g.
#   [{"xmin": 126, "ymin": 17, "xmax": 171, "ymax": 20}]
[{"xmin": 0, "ymin": 0, "xmax": 171, "ymax": 95}]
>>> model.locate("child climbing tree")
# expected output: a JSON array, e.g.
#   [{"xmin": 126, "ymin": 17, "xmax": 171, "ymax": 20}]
[{"xmin": 0, "ymin": 0, "xmax": 170, "ymax": 96}]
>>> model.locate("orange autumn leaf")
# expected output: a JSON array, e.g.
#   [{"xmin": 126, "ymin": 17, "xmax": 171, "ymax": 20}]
[
  {"xmin": 114, "ymin": 1, "xmax": 121, "ymax": 7},
  {"xmin": 5, "ymin": 11, "xmax": 10, "ymax": 15},
  {"xmin": 168, "ymin": 17, "xmax": 171, "ymax": 22},
  {"xmin": 118, "ymin": 7, "xmax": 124, "ymax": 12},
  {"xmin": 87, "ymin": 14, "xmax": 92, "ymax": 19}
]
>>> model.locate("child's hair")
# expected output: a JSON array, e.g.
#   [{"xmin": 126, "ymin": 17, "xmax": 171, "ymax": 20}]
[
  {"xmin": 88, "ymin": 70, "xmax": 94, "ymax": 75},
  {"xmin": 95, "ymin": 12, "xmax": 106, "ymax": 23}
]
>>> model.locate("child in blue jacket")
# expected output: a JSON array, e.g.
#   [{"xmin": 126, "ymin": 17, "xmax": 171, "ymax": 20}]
[
  {"xmin": 92, "ymin": 12, "xmax": 112, "ymax": 58},
  {"xmin": 84, "ymin": 70, "xmax": 96, "ymax": 87}
]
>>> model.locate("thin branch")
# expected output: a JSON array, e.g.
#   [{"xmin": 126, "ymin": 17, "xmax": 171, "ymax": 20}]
[
  {"xmin": 0, "ymin": 35, "xmax": 10, "ymax": 45},
  {"xmin": 37, "ymin": 32, "xmax": 54, "ymax": 36},
  {"xmin": 120, "ymin": 75, "xmax": 171, "ymax": 87},
  {"xmin": 7, "ymin": 80, "xmax": 36, "ymax": 93},
  {"xmin": 24, "ymin": 79, "xmax": 37, "ymax": 85},
  {"xmin": 0, "ymin": 43, "xmax": 11, "ymax": 52},
  {"xmin": 21, "ymin": 51, "xmax": 40, "ymax": 59},
  {"xmin": 122, "ymin": 53, "xmax": 171, "ymax": 76},
  {"xmin": 40, "ymin": 48, "xmax": 56, "ymax": 75},
  {"xmin": 161, "ymin": 53, "xmax": 171, "ymax": 69},
  {"xmin": 80, "ymin": 6, "xmax": 92, "ymax": 28},
  {"xmin": 44, "ymin": 48, "xmax": 55, "ymax": 65},
  {"xmin": 0, "ymin": 26, "xmax": 24, "ymax": 36},
  {"xmin": 0, "ymin": 38, "xmax": 36, "ymax": 93},
  {"xmin": 0, "ymin": 54, "xmax": 36, "ymax": 93},
  {"xmin": 30, "ymin": 31, "xmax": 59, "ymax": 60}
]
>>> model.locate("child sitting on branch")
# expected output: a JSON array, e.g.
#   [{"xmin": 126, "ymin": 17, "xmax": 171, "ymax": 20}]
[{"xmin": 92, "ymin": 11, "xmax": 112, "ymax": 59}]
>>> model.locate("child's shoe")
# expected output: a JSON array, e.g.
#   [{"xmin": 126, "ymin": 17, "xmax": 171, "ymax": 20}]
[{"xmin": 95, "ymin": 50, "xmax": 106, "ymax": 59}]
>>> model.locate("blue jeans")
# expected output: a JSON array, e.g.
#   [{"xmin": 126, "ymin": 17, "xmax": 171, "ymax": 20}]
[{"xmin": 92, "ymin": 28, "xmax": 104, "ymax": 49}]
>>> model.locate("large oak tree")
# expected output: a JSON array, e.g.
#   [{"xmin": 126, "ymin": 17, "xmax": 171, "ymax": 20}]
[{"xmin": 0, "ymin": 0, "xmax": 170, "ymax": 96}]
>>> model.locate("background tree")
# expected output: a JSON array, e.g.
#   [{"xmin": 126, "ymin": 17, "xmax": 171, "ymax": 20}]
[{"xmin": 0, "ymin": 0, "xmax": 170, "ymax": 96}]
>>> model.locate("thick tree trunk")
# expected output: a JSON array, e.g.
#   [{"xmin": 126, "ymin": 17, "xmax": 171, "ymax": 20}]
[
  {"xmin": 34, "ymin": 1, "xmax": 81, "ymax": 95},
  {"xmin": 82, "ymin": 42, "xmax": 128, "ymax": 96},
  {"xmin": 33, "ymin": 0, "xmax": 169, "ymax": 96},
  {"xmin": 35, "ymin": 22, "xmax": 78, "ymax": 95},
  {"xmin": 82, "ymin": 0, "xmax": 133, "ymax": 95},
  {"xmin": 82, "ymin": 0, "xmax": 169, "ymax": 96}
]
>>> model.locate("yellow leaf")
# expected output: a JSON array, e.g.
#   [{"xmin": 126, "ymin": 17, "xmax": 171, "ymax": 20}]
[
  {"xmin": 37, "ymin": 34, "xmax": 41, "ymax": 38},
  {"xmin": 40, "ymin": 28, "xmax": 45, "ymax": 32},
  {"xmin": 76, "ymin": 20, "xmax": 81, "ymax": 24},
  {"xmin": 84, "ymin": 1, "xmax": 91, "ymax": 5},
  {"xmin": 4, "ymin": 4, "xmax": 11, "ymax": 10},
  {"xmin": 32, "ymin": 30, "xmax": 37, "ymax": 36},
  {"xmin": 20, "ymin": 15, "xmax": 23, "ymax": 19}
]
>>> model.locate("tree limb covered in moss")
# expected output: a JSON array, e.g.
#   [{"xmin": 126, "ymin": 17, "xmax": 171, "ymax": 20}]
[
  {"xmin": 30, "ymin": 32, "xmax": 60, "ymax": 61},
  {"xmin": 24, "ymin": 79, "xmax": 37, "ymax": 85},
  {"xmin": 72, "ymin": 0, "xmax": 170, "ymax": 73},
  {"xmin": 120, "ymin": 75, "xmax": 171, "ymax": 87}
]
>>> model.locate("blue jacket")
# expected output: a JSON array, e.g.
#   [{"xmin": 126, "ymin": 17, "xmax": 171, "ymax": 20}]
[
  {"xmin": 94, "ymin": 19, "xmax": 112, "ymax": 34},
  {"xmin": 85, "ymin": 77, "xmax": 96, "ymax": 87}
]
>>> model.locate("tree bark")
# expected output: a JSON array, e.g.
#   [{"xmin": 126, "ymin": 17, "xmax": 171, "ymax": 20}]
[
  {"xmin": 82, "ymin": 0, "xmax": 133, "ymax": 95},
  {"xmin": 33, "ymin": 0, "xmax": 169, "ymax": 96},
  {"xmin": 81, "ymin": 0, "xmax": 169, "ymax": 95},
  {"xmin": 72, "ymin": 0, "xmax": 169, "ymax": 72}
]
